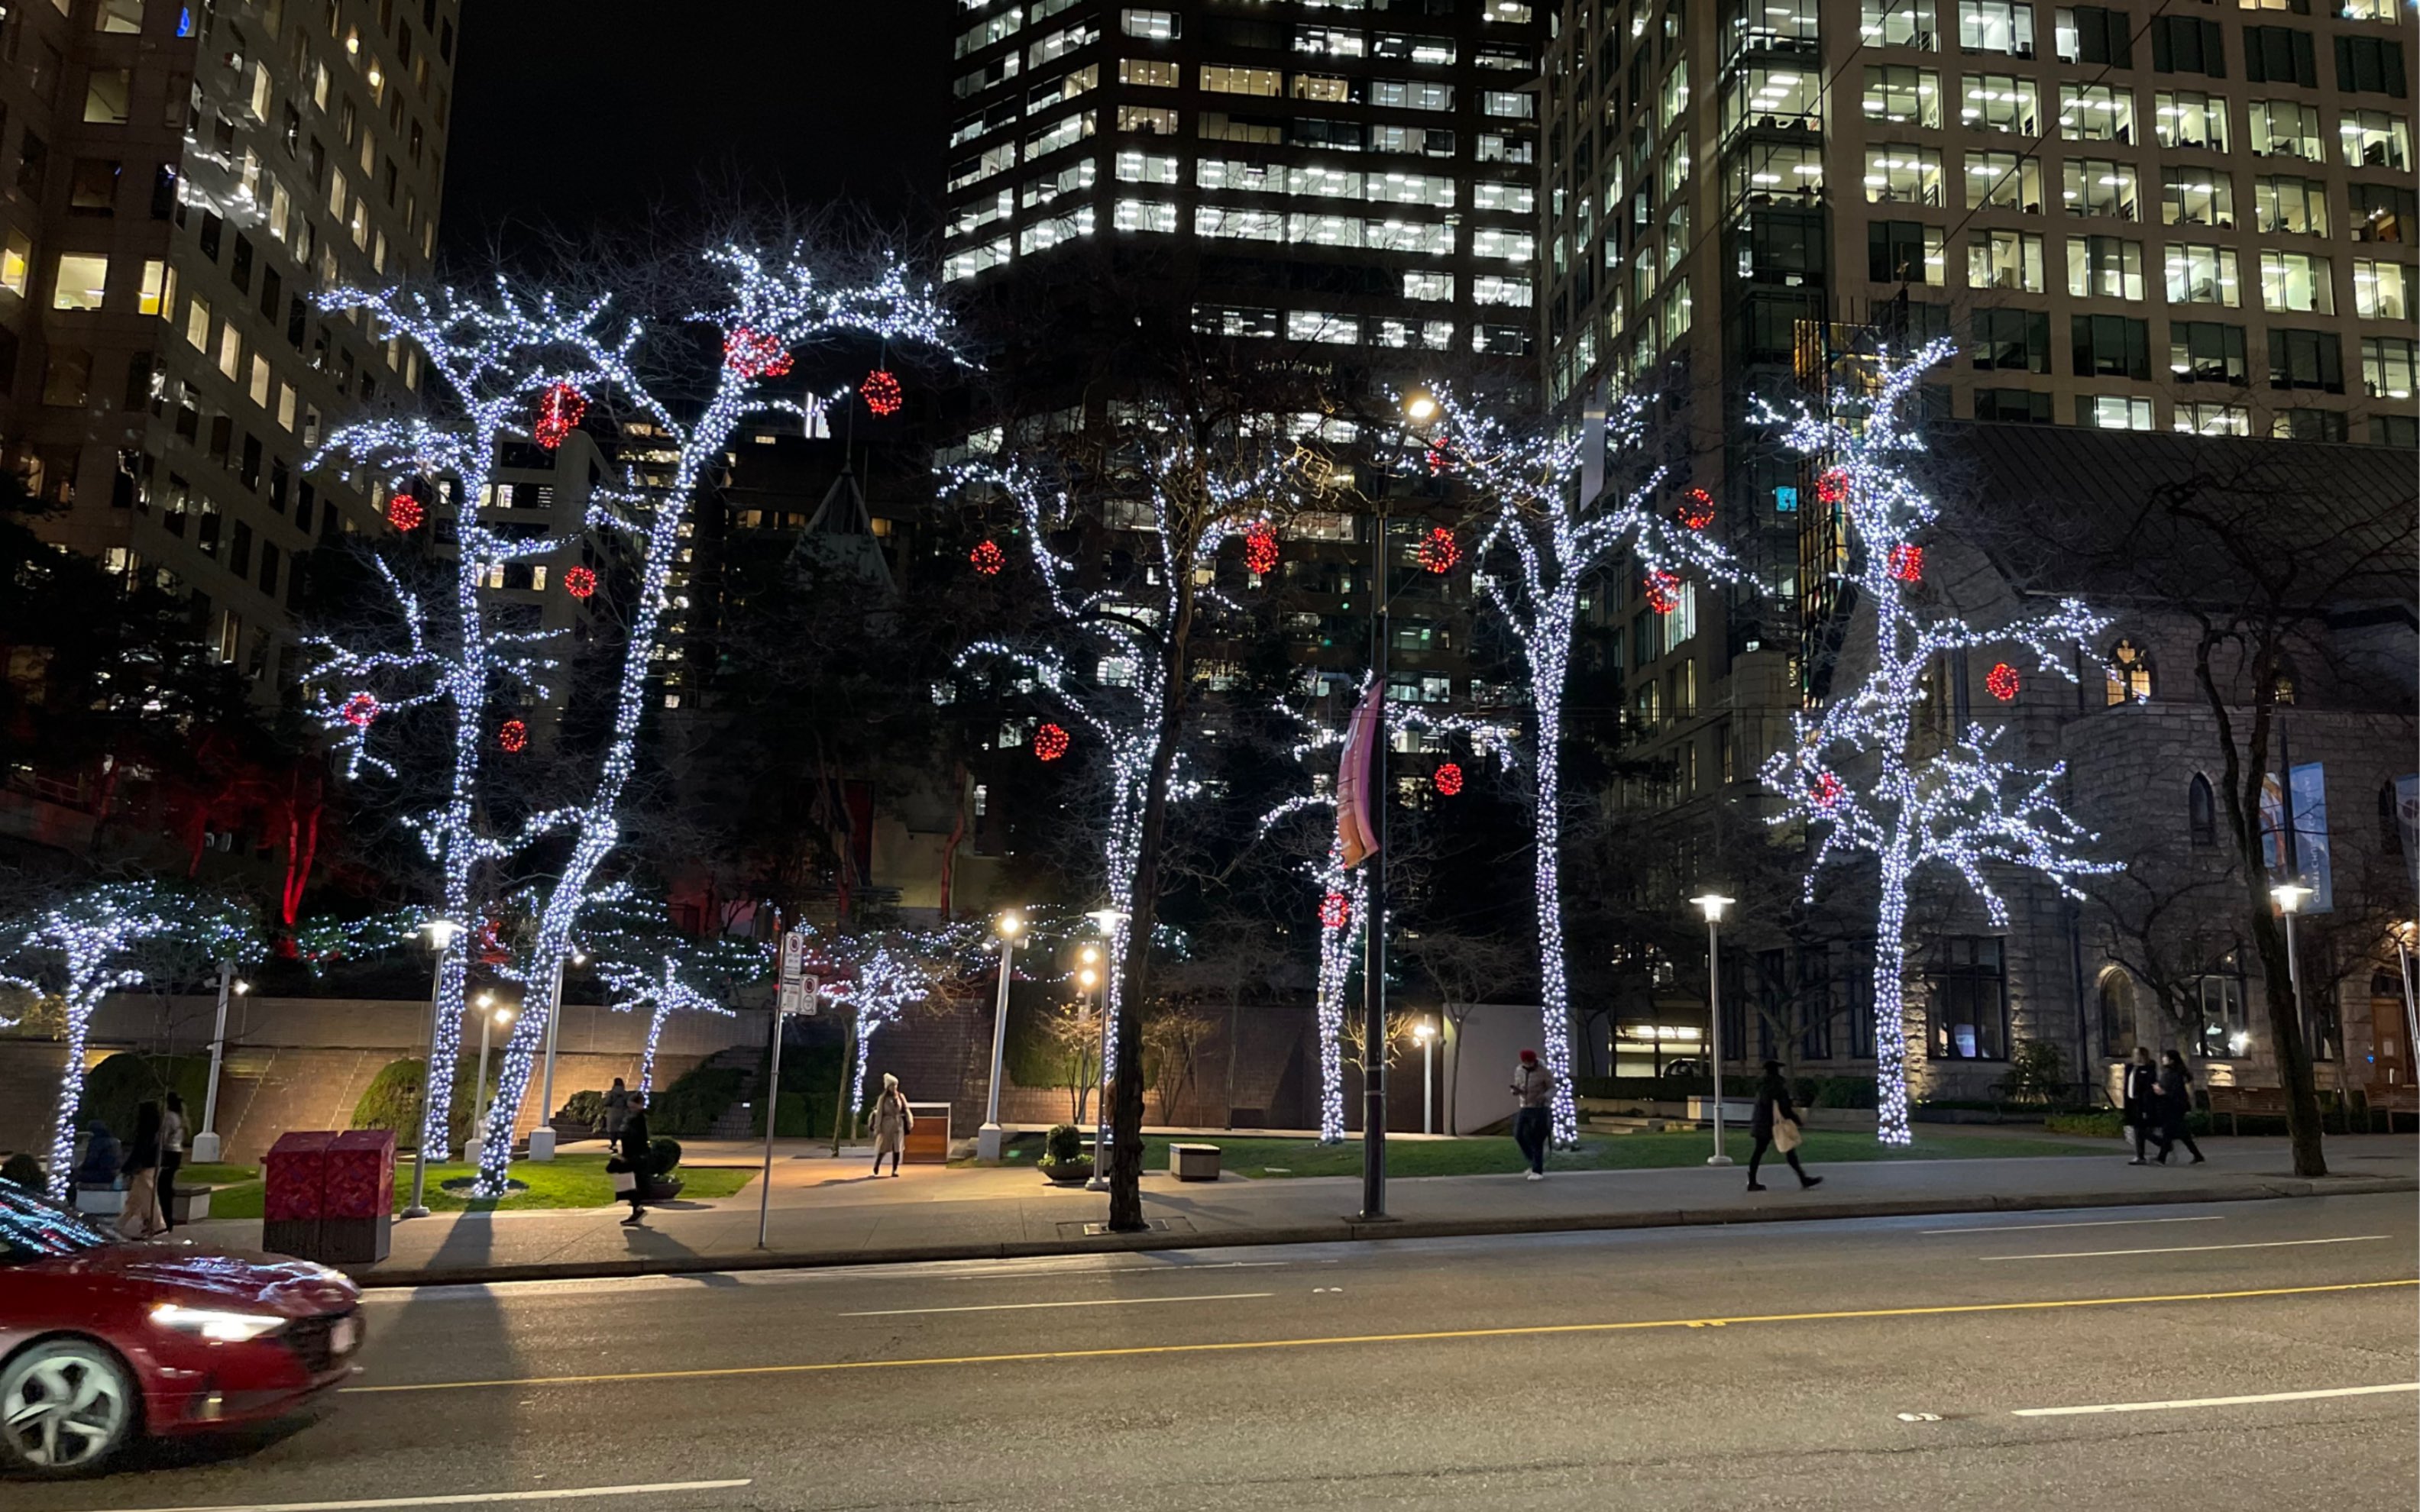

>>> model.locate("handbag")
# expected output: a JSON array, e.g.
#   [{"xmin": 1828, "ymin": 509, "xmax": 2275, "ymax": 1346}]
[
  {"xmin": 1773, "ymin": 1116, "xmax": 1804, "ymax": 1154},
  {"xmin": 610, "ymin": 1167, "xmax": 637, "ymax": 1196}
]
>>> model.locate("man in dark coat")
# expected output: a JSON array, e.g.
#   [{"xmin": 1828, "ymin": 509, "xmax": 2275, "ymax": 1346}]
[
  {"xmin": 2121, "ymin": 1046, "xmax": 2158, "ymax": 1164},
  {"xmin": 1746, "ymin": 1061, "xmax": 1821, "ymax": 1192},
  {"xmin": 616, "ymin": 1094, "xmax": 653, "ymax": 1226}
]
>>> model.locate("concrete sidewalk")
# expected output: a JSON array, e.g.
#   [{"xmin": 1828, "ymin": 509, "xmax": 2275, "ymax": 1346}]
[{"xmin": 180, "ymin": 1135, "xmax": 2418, "ymax": 1287}]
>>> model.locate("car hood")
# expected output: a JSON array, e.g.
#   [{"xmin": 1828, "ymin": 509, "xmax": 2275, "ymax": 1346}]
[{"xmin": 60, "ymin": 1242, "xmax": 358, "ymax": 1316}]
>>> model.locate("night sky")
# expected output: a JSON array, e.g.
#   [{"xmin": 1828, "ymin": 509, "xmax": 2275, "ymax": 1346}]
[{"xmin": 438, "ymin": 3, "xmax": 950, "ymax": 261}]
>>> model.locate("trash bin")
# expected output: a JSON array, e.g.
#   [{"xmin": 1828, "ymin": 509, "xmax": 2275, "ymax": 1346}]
[
  {"xmin": 1169, "ymin": 1143, "xmax": 1221, "ymax": 1181},
  {"xmin": 321, "ymin": 1129, "xmax": 394, "ymax": 1265},
  {"xmin": 262, "ymin": 1131, "xmax": 335, "ymax": 1259},
  {"xmin": 904, "ymin": 1102, "xmax": 951, "ymax": 1165}
]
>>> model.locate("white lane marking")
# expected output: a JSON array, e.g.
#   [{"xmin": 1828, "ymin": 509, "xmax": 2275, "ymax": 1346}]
[
  {"xmin": 1982, "ymin": 1235, "xmax": 2388, "ymax": 1261},
  {"xmin": 839, "ymin": 1291, "xmax": 1275, "ymax": 1317},
  {"xmin": 2013, "ymin": 1383, "xmax": 2419, "ymax": 1417},
  {"xmin": 95, "ymin": 1479, "xmax": 754, "ymax": 1512},
  {"xmin": 358, "ymin": 1258, "xmax": 1299, "ymax": 1302},
  {"xmin": 1920, "ymin": 1216, "xmax": 2224, "ymax": 1235}
]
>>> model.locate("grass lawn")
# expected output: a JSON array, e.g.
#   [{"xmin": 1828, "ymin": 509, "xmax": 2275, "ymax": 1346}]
[
  {"xmin": 175, "ymin": 1162, "xmax": 259, "ymax": 1187},
  {"xmin": 1130, "ymin": 1129, "xmax": 2105, "ymax": 1180},
  {"xmin": 204, "ymin": 1153, "xmax": 755, "ymax": 1219}
]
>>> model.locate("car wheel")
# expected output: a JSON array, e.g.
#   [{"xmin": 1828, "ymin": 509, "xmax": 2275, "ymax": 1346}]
[{"xmin": 1, "ymin": 1338, "xmax": 138, "ymax": 1477}]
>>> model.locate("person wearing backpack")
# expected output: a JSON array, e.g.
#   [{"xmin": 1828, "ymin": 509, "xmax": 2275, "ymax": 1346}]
[{"xmin": 1747, "ymin": 1061, "xmax": 1821, "ymax": 1193}]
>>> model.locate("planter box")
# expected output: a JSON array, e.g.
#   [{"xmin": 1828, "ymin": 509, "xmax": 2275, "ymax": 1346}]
[
  {"xmin": 169, "ymin": 1187, "xmax": 211, "ymax": 1223},
  {"xmin": 1168, "ymin": 1143, "xmax": 1221, "ymax": 1181},
  {"xmin": 1685, "ymin": 1097, "xmax": 1758, "ymax": 1125}
]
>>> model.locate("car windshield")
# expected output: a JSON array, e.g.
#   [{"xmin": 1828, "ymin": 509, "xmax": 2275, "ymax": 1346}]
[{"xmin": 0, "ymin": 1181, "xmax": 118, "ymax": 1262}]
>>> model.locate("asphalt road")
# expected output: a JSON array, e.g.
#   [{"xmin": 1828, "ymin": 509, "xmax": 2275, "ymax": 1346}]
[{"xmin": 19, "ymin": 1194, "xmax": 2418, "ymax": 1512}]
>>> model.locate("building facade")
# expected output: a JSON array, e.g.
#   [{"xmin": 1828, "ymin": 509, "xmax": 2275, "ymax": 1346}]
[{"xmin": 0, "ymin": 0, "xmax": 456, "ymax": 691}]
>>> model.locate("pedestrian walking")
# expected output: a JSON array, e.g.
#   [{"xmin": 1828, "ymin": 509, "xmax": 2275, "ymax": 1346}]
[
  {"xmin": 602, "ymin": 1077, "xmax": 631, "ymax": 1138},
  {"xmin": 115, "ymin": 1100, "xmax": 167, "ymax": 1239},
  {"xmin": 158, "ymin": 1092, "xmax": 186, "ymax": 1232},
  {"xmin": 2121, "ymin": 1046, "xmax": 2158, "ymax": 1165},
  {"xmin": 871, "ymin": 1074, "xmax": 914, "ymax": 1177},
  {"xmin": 2153, "ymin": 1049, "xmax": 2205, "ymax": 1164},
  {"xmin": 614, "ymin": 1092, "xmax": 652, "ymax": 1225},
  {"xmin": 1509, "ymin": 1050, "xmax": 1555, "ymax": 1180},
  {"xmin": 1746, "ymin": 1061, "xmax": 1822, "ymax": 1193}
]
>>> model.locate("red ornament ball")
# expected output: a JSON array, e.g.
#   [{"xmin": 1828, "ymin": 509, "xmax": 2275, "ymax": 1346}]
[
  {"xmin": 497, "ymin": 719, "xmax": 529, "ymax": 754},
  {"xmin": 341, "ymin": 692, "xmax": 379, "ymax": 727},
  {"xmin": 387, "ymin": 493, "xmax": 424, "ymax": 531},
  {"xmin": 1644, "ymin": 568, "xmax": 1682, "ymax": 614},
  {"xmin": 1887, "ymin": 543, "xmax": 1924, "ymax": 583},
  {"xmin": 1033, "ymin": 722, "xmax": 1070, "ymax": 762},
  {"xmin": 723, "ymin": 325, "xmax": 793, "ymax": 380},
  {"xmin": 1319, "ymin": 892, "xmax": 1351, "ymax": 929},
  {"xmin": 1985, "ymin": 661, "xmax": 2021, "ymax": 701},
  {"xmin": 1811, "ymin": 771, "xmax": 1846, "ymax": 809},
  {"xmin": 535, "ymin": 383, "xmax": 587, "ymax": 450},
  {"xmin": 1676, "ymin": 487, "xmax": 1716, "ymax": 531},
  {"xmin": 969, "ymin": 539, "xmax": 1006, "ymax": 576},
  {"xmin": 1417, "ymin": 526, "xmax": 1461, "ymax": 574},
  {"xmin": 1432, "ymin": 761, "xmax": 1464, "ymax": 797},
  {"xmin": 1425, "ymin": 437, "xmax": 1454, "ymax": 476},
  {"xmin": 861, "ymin": 370, "xmax": 904, "ymax": 417},
  {"xmin": 1816, "ymin": 468, "xmax": 1849, "ymax": 508},
  {"xmin": 1243, "ymin": 522, "xmax": 1280, "ymax": 576},
  {"xmin": 562, "ymin": 565, "xmax": 597, "ymax": 599}
]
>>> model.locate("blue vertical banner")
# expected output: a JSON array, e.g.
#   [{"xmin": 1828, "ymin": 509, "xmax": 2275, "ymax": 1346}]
[{"xmin": 2258, "ymin": 761, "xmax": 2334, "ymax": 913}]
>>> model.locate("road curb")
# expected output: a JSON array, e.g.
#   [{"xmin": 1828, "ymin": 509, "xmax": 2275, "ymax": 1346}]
[{"xmin": 348, "ymin": 1174, "xmax": 2416, "ymax": 1288}]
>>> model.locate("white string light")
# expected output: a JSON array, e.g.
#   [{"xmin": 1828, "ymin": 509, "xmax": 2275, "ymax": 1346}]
[{"xmin": 1755, "ymin": 340, "xmax": 2116, "ymax": 1144}]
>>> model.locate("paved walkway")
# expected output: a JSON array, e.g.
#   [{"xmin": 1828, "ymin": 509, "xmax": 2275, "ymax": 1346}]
[{"xmin": 179, "ymin": 1133, "xmax": 2417, "ymax": 1286}]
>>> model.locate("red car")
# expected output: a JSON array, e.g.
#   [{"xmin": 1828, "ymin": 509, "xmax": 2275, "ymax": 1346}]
[{"xmin": 0, "ymin": 1181, "xmax": 362, "ymax": 1477}]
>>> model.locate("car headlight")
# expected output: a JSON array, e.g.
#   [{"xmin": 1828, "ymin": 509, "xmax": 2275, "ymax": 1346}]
[{"xmin": 151, "ymin": 1304, "xmax": 288, "ymax": 1342}]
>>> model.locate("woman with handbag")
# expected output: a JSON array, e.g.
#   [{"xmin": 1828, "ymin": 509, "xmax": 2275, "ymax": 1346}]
[
  {"xmin": 870, "ymin": 1074, "xmax": 913, "ymax": 1178},
  {"xmin": 613, "ymin": 1093, "xmax": 652, "ymax": 1225},
  {"xmin": 1746, "ymin": 1061, "xmax": 1822, "ymax": 1193},
  {"xmin": 115, "ymin": 1100, "xmax": 167, "ymax": 1239},
  {"xmin": 2153, "ymin": 1050, "xmax": 2205, "ymax": 1164}
]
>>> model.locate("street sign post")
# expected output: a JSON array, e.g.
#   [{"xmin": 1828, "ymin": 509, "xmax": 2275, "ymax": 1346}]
[{"xmin": 759, "ymin": 972, "xmax": 817, "ymax": 1249}]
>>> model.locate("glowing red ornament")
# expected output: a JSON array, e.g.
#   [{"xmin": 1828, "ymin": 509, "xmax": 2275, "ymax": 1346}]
[
  {"xmin": 1425, "ymin": 436, "xmax": 1454, "ymax": 475},
  {"xmin": 1416, "ymin": 526, "xmax": 1461, "ymax": 574},
  {"xmin": 341, "ymin": 692, "xmax": 379, "ymax": 727},
  {"xmin": 1811, "ymin": 771, "xmax": 1845, "ymax": 809},
  {"xmin": 562, "ymin": 565, "xmax": 597, "ymax": 599},
  {"xmin": 1676, "ymin": 487, "xmax": 1716, "ymax": 531},
  {"xmin": 1243, "ymin": 522, "xmax": 1280, "ymax": 576},
  {"xmin": 861, "ymin": 370, "xmax": 904, "ymax": 417},
  {"xmin": 535, "ymin": 383, "xmax": 587, "ymax": 449},
  {"xmin": 1432, "ymin": 761, "xmax": 1464, "ymax": 797},
  {"xmin": 497, "ymin": 719, "xmax": 528, "ymax": 754},
  {"xmin": 1816, "ymin": 468, "xmax": 1849, "ymax": 507},
  {"xmin": 1319, "ymin": 892, "xmax": 1351, "ymax": 929},
  {"xmin": 1985, "ymin": 661, "xmax": 2021, "ymax": 702},
  {"xmin": 723, "ymin": 325, "xmax": 793, "ymax": 380},
  {"xmin": 1033, "ymin": 722, "xmax": 1070, "ymax": 762},
  {"xmin": 969, "ymin": 539, "xmax": 1006, "ymax": 576},
  {"xmin": 1644, "ymin": 568, "xmax": 1682, "ymax": 614},
  {"xmin": 387, "ymin": 493, "xmax": 424, "ymax": 531},
  {"xmin": 1887, "ymin": 543, "xmax": 1924, "ymax": 583}
]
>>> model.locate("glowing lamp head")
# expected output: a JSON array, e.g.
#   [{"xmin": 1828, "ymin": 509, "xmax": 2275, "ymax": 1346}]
[
  {"xmin": 233, "ymin": 979, "xmax": 252, "ymax": 997},
  {"xmin": 475, "ymin": 990, "xmax": 494, "ymax": 1010},
  {"xmin": 422, "ymin": 919, "xmax": 463, "ymax": 952},
  {"xmin": 1085, "ymin": 906, "xmax": 1130, "ymax": 936},
  {"xmin": 1402, "ymin": 393, "xmax": 1438, "ymax": 424},
  {"xmin": 1412, "ymin": 1020, "xmax": 1438, "ymax": 1044},
  {"xmin": 1691, "ymin": 893, "xmax": 1735, "ymax": 925},
  {"xmin": 1078, "ymin": 968, "xmax": 1098, "ymax": 989},
  {"xmin": 493, "ymin": 1006, "xmax": 514, "ymax": 1026},
  {"xmin": 997, "ymin": 910, "xmax": 1024, "ymax": 940},
  {"xmin": 2270, "ymin": 883, "xmax": 2312, "ymax": 915},
  {"xmin": 1079, "ymin": 945, "xmax": 1101, "ymax": 965}
]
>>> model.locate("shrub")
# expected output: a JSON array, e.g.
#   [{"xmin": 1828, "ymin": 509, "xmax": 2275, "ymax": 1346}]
[
  {"xmin": 2046, "ymin": 1110, "xmax": 2124, "ymax": 1139},
  {"xmin": 351, "ymin": 1057, "xmax": 498, "ymax": 1150},
  {"xmin": 1040, "ymin": 1123, "xmax": 1087, "ymax": 1166},
  {"xmin": 559, "ymin": 1089, "xmax": 607, "ymax": 1129},
  {"xmin": 1574, "ymin": 1074, "xmax": 1714, "ymax": 1100},
  {"xmin": 81, "ymin": 1053, "xmax": 209, "ymax": 1145},
  {"xmin": 648, "ymin": 1061, "xmax": 747, "ymax": 1136},
  {"xmin": 750, "ymin": 1042, "xmax": 846, "ymax": 1139},
  {"xmin": 649, "ymin": 1136, "xmax": 682, "ymax": 1177},
  {"xmin": 1812, "ymin": 1076, "xmax": 1878, "ymax": 1109},
  {"xmin": 1, "ymin": 1151, "xmax": 42, "ymax": 1191}
]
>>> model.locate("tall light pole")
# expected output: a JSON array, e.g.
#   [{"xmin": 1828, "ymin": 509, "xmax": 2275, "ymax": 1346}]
[
  {"xmin": 465, "ymin": 995, "xmax": 512, "ymax": 1168},
  {"xmin": 977, "ymin": 910, "xmax": 1024, "ymax": 1163},
  {"xmin": 1692, "ymin": 893, "xmax": 1736, "ymax": 1167},
  {"xmin": 190, "ymin": 964, "xmax": 249, "ymax": 1164},
  {"xmin": 403, "ymin": 918, "xmax": 461, "ymax": 1220},
  {"xmin": 2396, "ymin": 922, "xmax": 2418, "ymax": 1085},
  {"xmin": 1083, "ymin": 906, "xmax": 1128, "ymax": 1191},
  {"xmin": 2273, "ymin": 883, "xmax": 2311, "ymax": 1068},
  {"xmin": 1413, "ymin": 1019, "xmax": 1437, "ymax": 1135},
  {"xmin": 529, "ymin": 946, "xmax": 586, "ymax": 1162}
]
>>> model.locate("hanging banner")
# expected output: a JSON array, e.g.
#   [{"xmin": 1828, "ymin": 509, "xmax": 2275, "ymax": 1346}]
[
  {"xmin": 2397, "ymin": 774, "xmax": 2419, "ymax": 896},
  {"xmin": 2260, "ymin": 763, "xmax": 2333, "ymax": 913},
  {"xmin": 1337, "ymin": 683, "xmax": 1384, "ymax": 869}
]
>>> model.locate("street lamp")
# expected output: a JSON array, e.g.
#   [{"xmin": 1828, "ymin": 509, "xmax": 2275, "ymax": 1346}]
[
  {"xmin": 1402, "ymin": 391, "xmax": 1438, "ymax": 425},
  {"xmin": 1082, "ymin": 909, "xmax": 1128, "ymax": 1191},
  {"xmin": 1412, "ymin": 1019, "xmax": 1438, "ymax": 1135},
  {"xmin": 403, "ymin": 919, "xmax": 462, "ymax": 1219},
  {"xmin": 1691, "ymin": 893, "xmax": 1736, "ymax": 1168},
  {"xmin": 531, "ymin": 945, "xmax": 588, "ymax": 1163},
  {"xmin": 190, "ymin": 970, "xmax": 251, "ymax": 1164},
  {"xmin": 2273, "ymin": 883, "xmax": 2311, "ymax": 1066},
  {"xmin": 464, "ymin": 995, "xmax": 513, "ymax": 1169},
  {"xmin": 976, "ymin": 909, "xmax": 1024, "ymax": 1163}
]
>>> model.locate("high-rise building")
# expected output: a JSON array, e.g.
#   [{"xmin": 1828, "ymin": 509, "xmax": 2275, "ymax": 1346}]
[
  {"xmin": 1541, "ymin": 0, "xmax": 2417, "ymax": 810},
  {"xmin": 0, "ymin": 0, "xmax": 458, "ymax": 688}
]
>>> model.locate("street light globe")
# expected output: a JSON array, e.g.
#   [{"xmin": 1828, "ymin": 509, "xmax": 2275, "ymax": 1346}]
[
  {"xmin": 422, "ymin": 918, "xmax": 462, "ymax": 952},
  {"xmin": 2271, "ymin": 883, "xmax": 2312, "ymax": 914},
  {"xmin": 233, "ymin": 979, "xmax": 252, "ymax": 997},
  {"xmin": 1085, "ymin": 906, "xmax": 1129, "ymax": 934},
  {"xmin": 1413, "ymin": 1021, "xmax": 1438, "ymax": 1043},
  {"xmin": 493, "ymin": 1006, "xmax": 514, "ymax": 1025},
  {"xmin": 1403, "ymin": 392, "xmax": 1438, "ymax": 423},
  {"xmin": 475, "ymin": 990, "xmax": 495, "ymax": 1009},
  {"xmin": 1079, "ymin": 945, "xmax": 1101, "ymax": 965},
  {"xmin": 1690, "ymin": 893, "xmax": 1736, "ymax": 925},
  {"xmin": 1079, "ymin": 968, "xmax": 1098, "ymax": 989},
  {"xmin": 998, "ymin": 909, "xmax": 1024, "ymax": 939}
]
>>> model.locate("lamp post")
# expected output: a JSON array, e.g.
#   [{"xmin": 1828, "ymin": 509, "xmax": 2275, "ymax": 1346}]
[
  {"xmin": 1082, "ymin": 906, "xmax": 1128, "ymax": 1192},
  {"xmin": 1413, "ymin": 1019, "xmax": 1437, "ymax": 1135},
  {"xmin": 529, "ymin": 946, "xmax": 585, "ymax": 1162},
  {"xmin": 403, "ymin": 919, "xmax": 461, "ymax": 1219},
  {"xmin": 464, "ymin": 995, "xmax": 511, "ymax": 1169},
  {"xmin": 977, "ymin": 910, "xmax": 1024, "ymax": 1163},
  {"xmin": 2396, "ymin": 922, "xmax": 2418, "ymax": 1085},
  {"xmin": 1691, "ymin": 893, "xmax": 1736, "ymax": 1167},
  {"xmin": 2273, "ymin": 883, "xmax": 2311, "ymax": 1069},
  {"xmin": 189, "ymin": 964, "xmax": 249, "ymax": 1164}
]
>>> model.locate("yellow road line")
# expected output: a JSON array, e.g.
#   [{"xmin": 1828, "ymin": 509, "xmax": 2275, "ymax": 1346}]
[{"xmin": 347, "ymin": 1277, "xmax": 2418, "ymax": 1395}]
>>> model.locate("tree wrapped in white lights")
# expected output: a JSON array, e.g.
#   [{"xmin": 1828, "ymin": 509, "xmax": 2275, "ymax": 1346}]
[
  {"xmin": 0, "ymin": 882, "xmax": 257, "ymax": 1197},
  {"xmin": 1756, "ymin": 341, "xmax": 2114, "ymax": 1144},
  {"xmin": 824, "ymin": 936, "xmax": 954, "ymax": 1116},
  {"xmin": 578, "ymin": 890, "xmax": 770, "ymax": 1094},
  {"xmin": 1427, "ymin": 389, "xmax": 1733, "ymax": 1147},
  {"xmin": 954, "ymin": 429, "xmax": 1298, "ymax": 1227},
  {"xmin": 466, "ymin": 248, "xmax": 954, "ymax": 1197}
]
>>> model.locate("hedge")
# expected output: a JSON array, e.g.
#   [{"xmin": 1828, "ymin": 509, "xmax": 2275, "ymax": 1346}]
[
  {"xmin": 81, "ymin": 1053, "xmax": 211, "ymax": 1143},
  {"xmin": 351, "ymin": 1056, "xmax": 501, "ymax": 1150}
]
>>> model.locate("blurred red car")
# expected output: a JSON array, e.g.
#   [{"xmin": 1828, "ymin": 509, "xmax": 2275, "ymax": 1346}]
[{"xmin": 0, "ymin": 1180, "xmax": 361, "ymax": 1477}]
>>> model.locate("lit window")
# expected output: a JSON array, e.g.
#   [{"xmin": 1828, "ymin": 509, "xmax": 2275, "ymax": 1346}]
[
  {"xmin": 2172, "ymin": 401, "xmax": 2249, "ymax": 436},
  {"xmin": 2249, "ymin": 99, "xmax": 2325, "ymax": 160},
  {"xmin": 1111, "ymin": 199, "xmax": 1176, "ymax": 232},
  {"xmin": 2260, "ymin": 250, "xmax": 2334, "ymax": 313},
  {"xmin": 0, "ymin": 231, "xmax": 27, "ymax": 296},
  {"xmin": 1121, "ymin": 9, "xmax": 1178, "ymax": 40},
  {"xmin": 1201, "ymin": 64, "xmax": 1280, "ymax": 96},
  {"xmin": 2353, "ymin": 260, "xmax": 2409, "ymax": 320},
  {"xmin": 83, "ymin": 69, "xmax": 131, "ymax": 124},
  {"xmin": 1292, "ymin": 73, "xmax": 1351, "ymax": 102},
  {"xmin": 1286, "ymin": 310, "xmax": 1360, "ymax": 344},
  {"xmin": 2061, "ymin": 158, "xmax": 2140, "ymax": 219},
  {"xmin": 1867, "ymin": 145, "xmax": 1944, "ymax": 205},
  {"xmin": 2160, "ymin": 168, "xmax": 2234, "ymax": 228},
  {"xmin": 2361, "ymin": 336, "xmax": 2417, "ymax": 400},
  {"xmin": 1401, "ymin": 270, "xmax": 1454, "ymax": 300},
  {"xmin": 52, "ymin": 252, "xmax": 109, "ymax": 311},
  {"xmin": 1859, "ymin": 0, "xmax": 1936, "ymax": 49},
  {"xmin": 2153, "ymin": 91, "xmax": 2229, "ymax": 152},
  {"xmin": 1960, "ymin": 73, "xmax": 2040, "ymax": 133},
  {"xmin": 2163, "ymin": 243, "xmax": 2240, "ymax": 305},
  {"xmin": 2077, "ymin": 394, "xmax": 2153, "ymax": 430},
  {"xmin": 1479, "ymin": 89, "xmax": 1531, "ymax": 118},
  {"xmin": 1964, "ymin": 150, "xmax": 2041, "ymax": 211},
  {"xmin": 2341, "ymin": 109, "xmax": 2412, "ymax": 171},
  {"xmin": 1118, "ymin": 105, "xmax": 1178, "ymax": 134},
  {"xmin": 1114, "ymin": 150, "xmax": 1177, "ymax": 184},
  {"xmin": 1119, "ymin": 58, "xmax": 1177, "ymax": 88},
  {"xmin": 2253, "ymin": 175, "xmax": 2326, "ymax": 235},
  {"xmin": 1860, "ymin": 66, "xmax": 1940, "ymax": 128},
  {"xmin": 1956, "ymin": 1, "xmax": 2034, "ymax": 57},
  {"xmin": 2067, "ymin": 235, "xmax": 2146, "ymax": 300},
  {"xmin": 1473, "ymin": 273, "xmax": 1533, "ymax": 307},
  {"xmin": 1471, "ymin": 227, "xmax": 1534, "ymax": 261},
  {"xmin": 1967, "ymin": 228, "xmax": 2045, "ymax": 291},
  {"xmin": 2058, "ymin": 83, "xmax": 2134, "ymax": 142}
]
